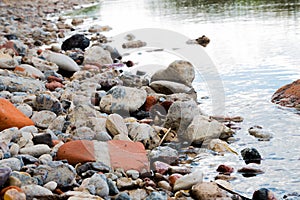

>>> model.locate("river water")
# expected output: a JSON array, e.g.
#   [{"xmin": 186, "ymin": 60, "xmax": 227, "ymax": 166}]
[{"xmin": 70, "ymin": 0, "xmax": 300, "ymax": 198}]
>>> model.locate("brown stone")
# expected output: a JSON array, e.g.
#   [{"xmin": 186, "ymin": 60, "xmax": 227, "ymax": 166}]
[
  {"xmin": 143, "ymin": 96, "xmax": 157, "ymax": 111},
  {"xmin": 168, "ymin": 173, "xmax": 182, "ymax": 186},
  {"xmin": 216, "ymin": 164, "xmax": 234, "ymax": 175},
  {"xmin": 56, "ymin": 140, "xmax": 95, "ymax": 165},
  {"xmin": 0, "ymin": 98, "xmax": 34, "ymax": 131},
  {"xmin": 46, "ymin": 81, "xmax": 64, "ymax": 91},
  {"xmin": 108, "ymin": 140, "xmax": 150, "ymax": 172},
  {"xmin": 271, "ymin": 79, "xmax": 300, "ymax": 107},
  {"xmin": 191, "ymin": 182, "xmax": 230, "ymax": 200}
]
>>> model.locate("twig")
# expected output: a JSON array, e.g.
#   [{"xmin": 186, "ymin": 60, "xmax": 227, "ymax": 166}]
[{"xmin": 158, "ymin": 128, "xmax": 171, "ymax": 146}]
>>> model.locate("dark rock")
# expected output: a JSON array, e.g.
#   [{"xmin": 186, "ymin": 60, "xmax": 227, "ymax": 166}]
[
  {"xmin": 0, "ymin": 167, "xmax": 11, "ymax": 187},
  {"xmin": 4, "ymin": 34, "xmax": 18, "ymax": 40},
  {"xmin": 237, "ymin": 166, "xmax": 264, "ymax": 177},
  {"xmin": 16, "ymin": 154, "xmax": 39, "ymax": 165},
  {"xmin": 61, "ymin": 34, "xmax": 90, "ymax": 51},
  {"xmin": 32, "ymin": 133, "xmax": 54, "ymax": 147},
  {"xmin": 252, "ymin": 188, "xmax": 278, "ymax": 200},
  {"xmin": 241, "ymin": 148, "xmax": 262, "ymax": 164},
  {"xmin": 196, "ymin": 35, "xmax": 210, "ymax": 47},
  {"xmin": 107, "ymin": 178, "xmax": 119, "ymax": 196},
  {"xmin": 216, "ymin": 164, "xmax": 234, "ymax": 175}
]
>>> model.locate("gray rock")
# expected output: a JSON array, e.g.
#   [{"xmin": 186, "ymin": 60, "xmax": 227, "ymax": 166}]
[
  {"xmin": 149, "ymin": 146, "xmax": 178, "ymax": 165},
  {"xmin": 100, "ymin": 86, "xmax": 147, "ymax": 114},
  {"xmin": 164, "ymin": 100, "xmax": 201, "ymax": 136},
  {"xmin": 94, "ymin": 131, "xmax": 112, "ymax": 141},
  {"xmin": 21, "ymin": 184, "xmax": 53, "ymax": 198},
  {"xmin": 0, "ymin": 167, "xmax": 11, "ymax": 187},
  {"xmin": 126, "ymin": 170, "xmax": 139, "ymax": 180},
  {"xmin": 145, "ymin": 191, "xmax": 168, "ymax": 200},
  {"xmin": 116, "ymin": 192, "xmax": 132, "ymax": 200},
  {"xmin": 19, "ymin": 144, "xmax": 51, "ymax": 157},
  {"xmin": 33, "ymin": 93, "xmax": 63, "ymax": 114},
  {"xmin": 120, "ymin": 72, "xmax": 149, "ymax": 88},
  {"xmin": 151, "ymin": 60, "xmax": 195, "ymax": 87},
  {"xmin": 86, "ymin": 173, "xmax": 109, "ymax": 197},
  {"xmin": 248, "ymin": 126, "xmax": 273, "ymax": 141},
  {"xmin": 0, "ymin": 75, "xmax": 45, "ymax": 93},
  {"xmin": 74, "ymin": 126, "xmax": 96, "ymax": 140},
  {"xmin": 128, "ymin": 189, "xmax": 148, "ymax": 200},
  {"xmin": 43, "ymin": 181, "xmax": 57, "ymax": 191},
  {"xmin": 16, "ymin": 103, "xmax": 33, "ymax": 117},
  {"xmin": 173, "ymin": 169, "xmax": 203, "ymax": 191},
  {"xmin": 107, "ymin": 178, "xmax": 119, "ymax": 196},
  {"xmin": 43, "ymin": 50, "xmax": 80, "ymax": 72},
  {"xmin": 31, "ymin": 110, "xmax": 57, "ymax": 129},
  {"xmin": 150, "ymin": 80, "xmax": 195, "ymax": 95},
  {"xmin": 185, "ymin": 115, "xmax": 233, "ymax": 144},
  {"xmin": 10, "ymin": 171, "xmax": 39, "ymax": 186},
  {"xmin": 16, "ymin": 64, "xmax": 45, "ymax": 79},
  {"xmin": 68, "ymin": 104, "xmax": 102, "ymax": 128},
  {"xmin": 31, "ymin": 56, "xmax": 59, "ymax": 72},
  {"xmin": 83, "ymin": 45, "xmax": 113, "ymax": 66},
  {"xmin": 48, "ymin": 115, "xmax": 66, "ymax": 132},
  {"xmin": 0, "ymin": 53, "xmax": 18, "ymax": 69},
  {"xmin": 0, "ymin": 127, "xmax": 20, "ymax": 144},
  {"xmin": 0, "ymin": 158, "xmax": 22, "ymax": 171},
  {"xmin": 106, "ymin": 113, "xmax": 128, "ymax": 136},
  {"xmin": 128, "ymin": 123, "xmax": 160, "ymax": 150}
]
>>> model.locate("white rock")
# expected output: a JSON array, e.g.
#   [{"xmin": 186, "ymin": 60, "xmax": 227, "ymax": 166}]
[
  {"xmin": 16, "ymin": 103, "xmax": 33, "ymax": 117},
  {"xmin": 15, "ymin": 64, "xmax": 45, "ymax": 79},
  {"xmin": 106, "ymin": 113, "xmax": 128, "ymax": 136},
  {"xmin": 9, "ymin": 143, "xmax": 20, "ymax": 156},
  {"xmin": 0, "ymin": 158, "xmax": 22, "ymax": 171},
  {"xmin": 44, "ymin": 181, "xmax": 57, "ymax": 191},
  {"xmin": 0, "ymin": 53, "xmax": 18, "ymax": 69},
  {"xmin": 173, "ymin": 169, "xmax": 203, "ymax": 191},
  {"xmin": 83, "ymin": 45, "xmax": 112, "ymax": 66},
  {"xmin": 21, "ymin": 184, "xmax": 53, "ymax": 197},
  {"xmin": 32, "ymin": 56, "xmax": 59, "ymax": 72},
  {"xmin": 31, "ymin": 110, "xmax": 57, "ymax": 128},
  {"xmin": 43, "ymin": 50, "xmax": 80, "ymax": 72},
  {"xmin": 19, "ymin": 144, "xmax": 51, "ymax": 157},
  {"xmin": 150, "ymin": 80, "xmax": 194, "ymax": 95}
]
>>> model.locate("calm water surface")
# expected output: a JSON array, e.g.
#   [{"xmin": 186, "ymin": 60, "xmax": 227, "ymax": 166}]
[{"xmin": 75, "ymin": 0, "xmax": 300, "ymax": 197}]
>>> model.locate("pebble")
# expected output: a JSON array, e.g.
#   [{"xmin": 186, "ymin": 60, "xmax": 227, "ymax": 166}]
[
  {"xmin": 21, "ymin": 184, "xmax": 53, "ymax": 198},
  {"xmin": 31, "ymin": 110, "xmax": 57, "ymax": 128},
  {"xmin": 241, "ymin": 147, "xmax": 262, "ymax": 164},
  {"xmin": 43, "ymin": 50, "xmax": 80, "ymax": 72},
  {"xmin": 0, "ymin": 167, "xmax": 11, "ymax": 187},
  {"xmin": 0, "ymin": 158, "xmax": 22, "ymax": 171},
  {"xmin": 173, "ymin": 169, "xmax": 203, "ymax": 191},
  {"xmin": 19, "ymin": 144, "xmax": 51, "ymax": 157},
  {"xmin": 61, "ymin": 34, "xmax": 90, "ymax": 51}
]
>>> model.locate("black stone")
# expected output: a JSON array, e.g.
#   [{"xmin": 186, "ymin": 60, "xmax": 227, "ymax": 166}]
[
  {"xmin": 4, "ymin": 34, "xmax": 18, "ymax": 40},
  {"xmin": 107, "ymin": 178, "xmax": 119, "ymax": 196},
  {"xmin": 252, "ymin": 188, "xmax": 269, "ymax": 200},
  {"xmin": 32, "ymin": 133, "xmax": 54, "ymax": 147},
  {"xmin": 241, "ymin": 148, "xmax": 262, "ymax": 164},
  {"xmin": 61, "ymin": 34, "xmax": 90, "ymax": 51}
]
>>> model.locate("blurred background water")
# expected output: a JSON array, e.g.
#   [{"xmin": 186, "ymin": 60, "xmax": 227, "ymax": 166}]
[{"xmin": 70, "ymin": 0, "xmax": 300, "ymax": 198}]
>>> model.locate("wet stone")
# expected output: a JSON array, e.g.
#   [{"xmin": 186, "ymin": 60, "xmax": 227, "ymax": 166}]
[
  {"xmin": 0, "ymin": 167, "xmax": 11, "ymax": 187},
  {"xmin": 241, "ymin": 147, "xmax": 262, "ymax": 164}
]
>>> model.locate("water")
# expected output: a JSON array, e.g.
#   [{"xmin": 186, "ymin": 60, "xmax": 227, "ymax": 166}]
[{"xmin": 71, "ymin": 0, "xmax": 300, "ymax": 198}]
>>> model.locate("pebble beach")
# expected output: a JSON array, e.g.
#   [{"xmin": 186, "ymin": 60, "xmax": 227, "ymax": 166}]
[{"xmin": 0, "ymin": 0, "xmax": 299, "ymax": 200}]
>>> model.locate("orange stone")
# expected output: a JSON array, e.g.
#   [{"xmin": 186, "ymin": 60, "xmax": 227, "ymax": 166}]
[
  {"xmin": 45, "ymin": 81, "xmax": 64, "ymax": 91},
  {"xmin": 272, "ymin": 79, "xmax": 300, "ymax": 107},
  {"xmin": 108, "ymin": 140, "xmax": 150, "ymax": 172},
  {"xmin": 144, "ymin": 96, "xmax": 157, "ymax": 111},
  {"xmin": 56, "ymin": 140, "xmax": 95, "ymax": 165},
  {"xmin": 0, "ymin": 98, "xmax": 34, "ymax": 131},
  {"xmin": 0, "ymin": 186, "xmax": 23, "ymax": 198}
]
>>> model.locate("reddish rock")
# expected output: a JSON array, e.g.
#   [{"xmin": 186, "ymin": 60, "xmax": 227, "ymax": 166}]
[
  {"xmin": 0, "ymin": 186, "xmax": 24, "ymax": 199},
  {"xmin": 56, "ymin": 140, "xmax": 96, "ymax": 165},
  {"xmin": 216, "ymin": 164, "xmax": 234, "ymax": 175},
  {"xmin": 168, "ymin": 173, "xmax": 183, "ymax": 186},
  {"xmin": 0, "ymin": 98, "xmax": 34, "ymax": 131},
  {"xmin": 271, "ymin": 79, "xmax": 300, "ymax": 107},
  {"xmin": 47, "ymin": 76, "xmax": 63, "ymax": 83},
  {"xmin": 143, "ymin": 96, "xmax": 157, "ymax": 111},
  {"xmin": 153, "ymin": 161, "xmax": 170, "ymax": 175},
  {"xmin": 0, "ymin": 41, "xmax": 19, "ymax": 55},
  {"xmin": 160, "ymin": 100, "xmax": 173, "ymax": 112},
  {"xmin": 46, "ymin": 81, "xmax": 64, "ymax": 91},
  {"xmin": 108, "ymin": 140, "xmax": 150, "ymax": 172}
]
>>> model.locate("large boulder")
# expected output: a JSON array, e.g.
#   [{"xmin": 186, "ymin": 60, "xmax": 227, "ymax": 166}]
[
  {"xmin": 151, "ymin": 60, "xmax": 195, "ymax": 87},
  {"xmin": 100, "ymin": 86, "xmax": 147, "ymax": 115},
  {"xmin": 164, "ymin": 100, "xmax": 201, "ymax": 136},
  {"xmin": 271, "ymin": 79, "xmax": 300, "ymax": 107}
]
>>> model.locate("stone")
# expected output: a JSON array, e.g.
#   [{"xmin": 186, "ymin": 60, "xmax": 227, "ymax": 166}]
[
  {"xmin": 150, "ymin": 80, "xmax": 195, "ymax": 95},
  {"xmin": 43, "ymin": 181, "xmax": 57, "ymax": 191},
  {"xmin": 106, "ymin": 113, "xmax": 128, "ymax": 136},
  {"xmin": 9, "ymin": 143, "xmax": 20, "ymax": 157},
  {"xmin": 42, "ymin": 50, "xmax": 80, "ymax": 72},
  {"xmin": 237, "ymin": 164, "xmax": 265, "ymax": 177},
  {"xmin": 252, "ymin": 188, "xmax": 278, "ymax": 200},
  {"xmin": 116, "ymin": 177, "xmax": 138, "ymax": 190},
  {"xmin": 158, "ymin": 181, "xmax": 172, "ymax": 191},
  {"xmin": 271, "ymin": 79, "xmax": 300, "ymax": 107},
  {"xmin": 184, "ymin": 115, "xmax": 233, "ymax": 145},
  {"xmin": 31, "ymin": 57, "xmax": 59, "ymax": 72},
  {"xmin": 248, "ymin": 126, "xmax": 273, "ymax": 141},
  {"xmin": 73, "ymin": 126, "xmax": 96, "ymax": 140},
  {"xmin": 128, "ymin": 123, "xmax": 160, "ymax": 150},
  {"xmin": 84, "ymin": 173, "xmax": 109, "ymax": 197},
  {"xmin": 33, "ymin": 93, "xmax": 63, "ymax": 114},
  {"xmin": 173, "ymin": 169, "xmax": 203, "ymax": 191},
  {"xmin": 0, "ymin": 98, "xmax": 34, "ymax": 131},
  {"xmin": 0, "ymin": 53, "xmax": 18, "ymax": 69},
  {"xmin": 19, "ymin": 144, "xmax": 51, "ymax": 157},
  {"xmin": 145, "ymin": 191, "xmax": 168, "ymax": 200},
  {"xmin": 3, "ymin": 188, "xmax": 26, "ymax": 200},
  {"xmin": 31, "ymin": 110, "xmax": 57, "ymax": 129},
  {"xmin": 107, "ymin": 178, "xmax": 119, "ymax": 195},
  {"xmin": 126, "ymin": 170, "xmax": 139, "ymax": 180},
  {"xmin": 116, "ymin": 192, "xmax": 132, "ymax": 200},
  {"xmin": 151, "ymin": 60, "xmax": 195, "ymax": 87},
  {"xmin": 164, "ymin": 100, "xmax": 201, "ymax": 136},
  {"xmin": 48, "ymin": 115, "xmax": 66, "ymax": 132},
  {"xmin": 89, "ymin": 25, "xmax": 112, "ymax": 33},
  {"xmin": 83, "ymin": 45, "xmax": 113, "ymax": 66},
  {"xmin": 149, "ymin": 146, "xmax": 178, "ymax": 165},
  {"xmin": 21, "ymin": 184, "xmax": 53, "ymax": 198},
  {"xmin": 16, "ymin": 103, "xmax": 33, "ymax": 118},
  {"xmin": 168, "ymin": 174, "xmax": 183, "ymax": 186},
  {"xmin": 0, "ymin": 167, "xmax": 11, "ymax": 187},
  {"xmin": 153, "ymin": 161, "xmax": 170, "ymax": 175},
  {"xmin": 241, "ymin": 148, "xmax": 262, "ymax": 164},
  {"xmin": 14, "ymin": 64, "xmax": 45, "ymax": 79},
  {"xmin": 9, "ymin": 171, "xmax": 38, "ymax": 186},
  {"xmin": 100, "ymin": 86, "xmax": 147, "ymax": 114},
  {"xmin": 208, "ymin": 139, "xmax": 238, "ymax": 154},
  {"xmin": 32, "ymin": 133, "xmax": 53, "ymax": 147},
  {"xmin": 168, "ymin": 166, "xmax": 192, "ymax": 175},
  {"xmin": 61, "ymin": 34, "xmax": 90, "ymax": 51},
  {"xmin": 128, "ymin": 189, "xmax": 148, "ymax": 200},
  {"xmin": 0, "ymin": 158, "xmax": 22, "ymax": 171},
  {"xmin": 216, "ymin": 164, "xmax": 234, "ymax": 175},
  {"xmin": 122, "ymin": 40, "xmax": 146, "ymax": 49},
  {"xmin": 39, "ymin": 154, "xmax": 53, "ymax": 164},
  {"xmin": 45, "ymin": 81, "xmax": 64, "ymax": 91},
  {"xmin": 143, "ymin": 96, "xmax": 157, "ymax": 112},
  {"xmin": 195, "ymin": 35, "xmax": 210, "ymax": 47},
  {"xmin": 191, "ymin": 182, "xmax": 231, "ymax": 200}
]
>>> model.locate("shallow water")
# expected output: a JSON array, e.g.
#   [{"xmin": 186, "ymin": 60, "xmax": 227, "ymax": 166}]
[{"xmin": 72, "ymin": 0, "xmax": 300, "ymax": 198}]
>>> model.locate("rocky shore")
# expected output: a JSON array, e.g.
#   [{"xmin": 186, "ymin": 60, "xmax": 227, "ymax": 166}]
[{"xmin": 0, "ymin": 1, "xmax": 298, "ymax": 200}]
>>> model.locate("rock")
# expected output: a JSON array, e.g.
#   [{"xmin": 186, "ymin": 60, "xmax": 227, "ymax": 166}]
[
  {"xmin": 145, "ymin": 191, "xmax": 168, "ymax": 200},
  {"xmin": 120, "ymin": 72, "xmax": 149, "ymax": 88},
  {"xmin": 43, "ymin": 50, "xmax": 80, "ymax": 72},
  {"xmin": 173, "ymin": 169, "xmax": 203, "ymax": 191},
  {"xmin": 73, "ymin": 126, "xmax": 96, "ymax": 140},
  {"xmin": 9, "ymin": 143, "xmax": 20, "ymax": 156},
  {"xmin": 34, "ymin": 162, "xmax": 76, "ymax": 187},
  {"xmin": 14, "ymin": 64, "xmax": 45, "ymax": 79},
  {"xmin": 107, "ymin": 178, "xmax": 119, "ymax": 196},
  {"xmin": 191, "ymin": 182, "xmax": 231, "ymax": 200},
  {"xmin": 0, "ymin": 127, "xmax": 20, "ymax": 145},
  {"xmin": 0, "ymin": 98, "xmax": 34, "ymax": 131},
  {"xmin": 271, "ymin": 79, "xmax": 300, "ymax": 107},
  {"xmin": 71, "ymin": 18, "xmax": 84, "ymax": 26},
  {"xmin": 237, "ymin": 164, "xmax": 265, "ymax": 177},
  {"xmin": 39, "ymin": 154, "xmax": 53, "ymax": 164},
  {"xmin": 9, "ymin": 171, "xmax": 38, "ymax": 186},
  {"xmin": 61, "ymin": 34, "xmax": 90, "ymax": 51},
  {"xmin": 149, "ymin": 146, "xmax": 178, "ymax": 165},
  {"xmin": 45, "ymin": 81, "xmax": 64, "ymax": 91},
  {"xmin": 3, "ymin": 188, "xmax": 26, "ymax": 200},
  {"xmin": 0, "ymin": 53, "xmax": 18, "ymax": 69},
  {"xmin": 16, "ymin": 103, "xmax": 33, "ymax": 118},
  {"xmin": 168, "ymin": 173, "xmax": 183, "ymax": 186},
  {"xmin": 106, "ymin": 113, "xmax": 128, "ymax": 136},
  {"xmin": 151, "ymin": 60, "xmax": 195, "ymax": 87},
  {"xmin": 122, "ymin": 40, "xmax": 146, "ymax": 49},
  {"xmin": 116, "ymin": 192, "xmax": 132, "ymax": 200},
  {"xmin": 100, "ymin": 86, "xmax": 147, "ymax": 114},
  {"xmin": 32, "ymin": 133, "xmax": 53, "ymax": 147},
  {"xmin": 56, "ymin": 140, "xmax": 150, "ymax": 172},
  {"xmin": 31, "ymin": 110, "xmax": 57, "ymax": 129},
  {"xmin": 248, "ymin": 126, "xmax": 273, "ymax": 141},
  {"xmin": 126, "ymin": 170, "xmax": 139, "ymax": 180},
  {"xmin": 241, "ymin": 148, "xmax": 262, "ymax": 164},
  {"xmin": 128, "ymin": 189, "xmax": 148, "ymax": 200},
  {"xmin": 153, "ymin": 161, "xmax": 170, "ymax": 175},
  {"xmin": 208, "ymin": 139, "xmax": 238, "ymax": 154},
  {"xmin": 216, "ymin": 164, "xmax": 234, "ymax": 175},
  {"xmin": 21, "ymin": 184, "xmax": 53, "ymax": 198},
  {"xmin": 128, "ymin": 123, "xmax": 160, "ymax": 150},
  {"xmin": 33, "ymin": 93, "xmax": 63, "ymax": 114},
  {"xmin": 83, "ymin": 45, "xmax": 113, "ymax": 66},
  {"xmin": 0, "ymin": 167, "xmax": 11, "ymax": 187},
  {"xmin": 48, "ymin": 115, "xmax": 66, "ymax": 133},
  {"xmin": 89, "ymin": 25, "xmax": 112, "ymax": 33},
  {"xmin": 252, "ymin": 188, "xmax": 278, "ymax": 200},
  {"xmin": 158, "ymin": 180, "xmax": 172, "ymax": 191},
  {"xmin": 195, "ymin": 35, "xmax": 210, "ymax": 47},
  {"xmin": 19, "ymin": 144, "xmax": 51, "ymax": 157},
  {"xmin": 150, "ymin": 80, "xmax": 195, "ymax": 95},
  {"xmin": 168, "ymin": 166, "xmax": 191, "ymax": 175},
  {"xmin": 31, "ymin": 57, "xmax": 59, "ymax": 72},
  {"xmin": 43, "ymin": 181, "xmax": 57, "ymax": 191},
  {"xmin": 164, "ymin": 100, "xmax": 201, "ymax": 136},
  {"xmin": 116, "ymin": 177, "xmax": 138, "ymax": 190},
  {"xmin": 0, "ymin": 158, "xmax": 22, "ymax": 171},
  {"xmin": 184, "ymin": 115, "xmax": 233, "ymax": 145}
]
